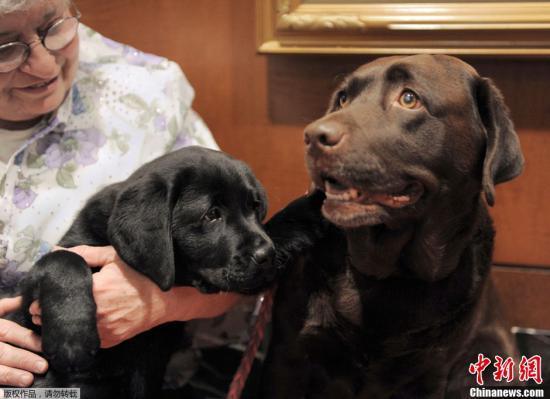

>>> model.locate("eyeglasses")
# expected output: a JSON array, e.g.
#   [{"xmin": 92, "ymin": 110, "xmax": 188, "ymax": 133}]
[{"xmin": 0, "ymin": 10, "xmax": 81, "ymax": 73}]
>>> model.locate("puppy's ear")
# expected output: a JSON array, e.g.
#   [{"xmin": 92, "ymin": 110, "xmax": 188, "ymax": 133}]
[
  {"xmin": 107, "ymin": 175, "xmax": 175, "ymax": 291},
  {"xmin": 475, "ymin": 77, "xmax": 524, "ymax": 206}
]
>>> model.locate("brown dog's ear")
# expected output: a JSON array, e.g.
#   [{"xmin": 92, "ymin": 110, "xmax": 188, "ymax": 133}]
[
  {"xmin": 107, "ymin": 175, "xmax": 175, "ymax": 291},
  {"xmin": 475, "ymin": 77, "xmax": 524, "ymax": 206}
]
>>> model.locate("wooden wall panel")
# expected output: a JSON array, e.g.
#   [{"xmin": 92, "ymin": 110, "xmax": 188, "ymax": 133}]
[
  {"xmin": 493, "ymin": 266, "xmax": 550, "ymax": 330},
  {"xmin": 76, "ymin": 0, "xmax": 549, "ymax": 327}
]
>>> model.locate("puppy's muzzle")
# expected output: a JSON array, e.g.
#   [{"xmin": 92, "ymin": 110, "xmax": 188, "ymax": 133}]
[{"xmin": 252, "ymin": 242, "xmax": 275, "ymax": 267}]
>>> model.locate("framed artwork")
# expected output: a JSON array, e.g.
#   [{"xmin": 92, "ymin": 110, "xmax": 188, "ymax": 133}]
[{"xmin": 256, "ymin": 0, "xmax": 550, "ymax": 55}]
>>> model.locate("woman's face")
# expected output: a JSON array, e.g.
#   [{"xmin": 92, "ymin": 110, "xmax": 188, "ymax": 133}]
[{"xmin": 0, "ymin": 0, "xmax": 79, "ymax": 125}]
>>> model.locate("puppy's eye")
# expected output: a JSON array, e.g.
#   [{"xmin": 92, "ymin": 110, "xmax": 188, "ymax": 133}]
[
  {"xmin": 398, "ymin": 90, "xmax": 421, "ymax": 109},
  {"xmin": 254, "ymin": 200, "xmax": 265, "ymax": 217},
  {"xmin": 203, "ymin": 207, "xmax": 222, "ymax": 222},
  {"xmin": 337, "ymin": 91, "xmax": 349, "ymax": 108},
  {"xmin": 253, "ymin": 199, "xmax": 263, "ymax": 210},
  {"xmin": 247, "ymin": 197, "xmax": 264, "ymax": 215}
]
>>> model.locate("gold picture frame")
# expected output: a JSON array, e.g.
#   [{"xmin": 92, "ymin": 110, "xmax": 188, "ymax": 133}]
[{"xmin": 256, "ymin": 0, "xmax": 550, "ymax": 55}]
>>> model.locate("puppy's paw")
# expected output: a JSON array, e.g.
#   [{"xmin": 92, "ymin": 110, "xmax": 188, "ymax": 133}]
[{"xmin": 42, "ymin": 327, "xmax": 100, "ymax": 373}]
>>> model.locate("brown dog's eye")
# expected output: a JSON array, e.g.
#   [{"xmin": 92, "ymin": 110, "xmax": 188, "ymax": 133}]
[
  {"xmin": 398, "ymin": 90, "xmax": 420, "ymax": 109},
  {"xmin": 203, "ymin": 207, "xmax": 222, "ymax": 222},
  {"xmin": 337, "ymin": 91, "xmax": 349, "ymax": 108}
]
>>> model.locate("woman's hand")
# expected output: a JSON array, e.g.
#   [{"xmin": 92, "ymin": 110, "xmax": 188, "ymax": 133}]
[
  {"xmin": 0, "ymin": 297, "xmax": 48, "ymax": 387},
  {"xmin": 30, "ymin": 246, "xmax": 242, "ymax": 349}
]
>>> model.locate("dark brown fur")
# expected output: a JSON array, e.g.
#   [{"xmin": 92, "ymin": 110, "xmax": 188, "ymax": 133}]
[{"xmin": 263, "ymin": 55, "xmax": 524, "ymax": 398}]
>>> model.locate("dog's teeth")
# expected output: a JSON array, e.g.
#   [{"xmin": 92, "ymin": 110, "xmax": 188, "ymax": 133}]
[
  {"xmin": 391, "ymin": 195, "xmax": 411, "ymax": 204},
  {"xmin": 324, "ymin": 185, "xmax": 362, "ymax": 202}
]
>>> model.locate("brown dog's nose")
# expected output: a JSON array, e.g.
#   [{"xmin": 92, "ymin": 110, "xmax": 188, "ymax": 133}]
[{"xmin": 304, "ymin": 121, "xmax": 345, "ymax": 148}]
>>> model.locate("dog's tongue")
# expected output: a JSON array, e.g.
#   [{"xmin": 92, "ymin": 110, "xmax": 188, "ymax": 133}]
[{"xmin": 324, "ymin": 180, "xmax": 412, "ymax": 208}]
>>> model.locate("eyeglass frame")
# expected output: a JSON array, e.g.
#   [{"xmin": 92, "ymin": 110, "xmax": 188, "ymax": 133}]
[{"xmin": 0, "ymin": 6, "xmax": 82, "ymax": 73}]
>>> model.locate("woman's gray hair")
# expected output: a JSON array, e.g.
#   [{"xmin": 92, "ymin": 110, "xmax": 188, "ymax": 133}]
[{"xmin": 0, "ymin": 0, "xmax": 71, "ymax": 15}]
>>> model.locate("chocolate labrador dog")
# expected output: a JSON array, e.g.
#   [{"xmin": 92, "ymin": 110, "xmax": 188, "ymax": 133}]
[
  {"xmin": 263, "ymin": 55, "xmax": 524, "ymax": 398},
  {"xmin": 4, "ymin": 146, "xmax": 275, "ymax": 398}
]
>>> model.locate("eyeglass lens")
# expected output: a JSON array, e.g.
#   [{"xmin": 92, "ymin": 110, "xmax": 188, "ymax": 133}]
[
  {"xmin": 0, "ymin": 16, "xmax": 79, "ymax": 73},
  {"xmin": 44, "ymin": 17, "xmax": 79, "ymax": 51},
  {"xmin": 0, "ymin": 43, "xmax": 28, "ymax": 72}
]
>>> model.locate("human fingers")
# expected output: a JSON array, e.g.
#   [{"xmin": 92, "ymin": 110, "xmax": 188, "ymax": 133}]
[
  {"xmin": 92, "ymin": 262, "xmax": 161, "ymax": 348},
  {"xmin": 27, "ymin": 302, "xmax": 42, "ymax": 326},
  {"xmin": 62, "ymin": 245, "xmax": 118, "ymax": 267},
  {"xmin": 0, "ymin": 319, "xmax": 42, "ymax": 354},
  {"xmin": 0, "ymin": 319, "xmax": 47, "ymax": 387},
  {"xmin": 0, "ymin": 299, "xmax": 47, "ymax": 387},
  {"xmin": 0, "ymin": 364, "xmax": 34, "ymax": 387},
  {"xmin": 0, "ymin": 297, "xmax": 23, "ymax": 316},
  {"xmin": 0, "ymin": 342, "xmax": 48, "ymax": 383},
  {"xmin": 29, "ymin": 301, "xmax": 41, "ymax": 317}
]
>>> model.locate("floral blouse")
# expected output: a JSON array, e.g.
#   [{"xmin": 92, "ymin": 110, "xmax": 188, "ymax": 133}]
[{"xmin": 0, "ymin": 24, "xmax": 218, "ymax": 289}]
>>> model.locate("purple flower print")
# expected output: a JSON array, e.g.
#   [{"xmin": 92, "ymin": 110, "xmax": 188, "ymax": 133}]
[
  {"xmin": 72, "ymin": 85, "xmax": 87, "ymax": 115},
  {"xmin": 73, "ymin": 128, "xmax": 106, "ymax": 147},
  {"xmin": 36, "ymin": 128, "xmax": 106, "ymax": 169},
  {"xmin": 14, "ymin": 151, "xmax": 24, "ymax": 166},
  {"xmin": 0, "ymin": 261, "xmax": 25, "ymax": 289},
  {"xmin": 13, "ymin": 186, "xmax": 37, "ymax": 209},
  {"xmin": 74, "ymin": 140, "xmax": 100, "ymax": 165},
  {"xmin": 36, "ymin": 132, "xmax": 62, "ymax": 155},
  {"xmin": 44, "ymin": 142, "xmax": 75, "ymax": 168},
  {"xmin": 72, "ymin": 128, "xmax": 107, "ymax": 165}
]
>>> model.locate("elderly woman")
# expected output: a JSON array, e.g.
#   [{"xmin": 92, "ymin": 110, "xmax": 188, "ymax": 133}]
[{"xmin": 0, "ymin": 0, "xmax": 240, "ymax": 388}]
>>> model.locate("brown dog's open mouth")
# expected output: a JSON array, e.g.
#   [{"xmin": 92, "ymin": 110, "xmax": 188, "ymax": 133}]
[
  {"xmin": 323, "ymin": 177, "xmax": 423, "ymax": 208},
  {"xmin": 319, "ymin": 175, "xmax": 424, "ymax": 227}
]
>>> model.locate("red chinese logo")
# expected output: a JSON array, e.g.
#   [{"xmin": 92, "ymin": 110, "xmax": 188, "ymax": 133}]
[
  {"xmin": 519, "ymin": 355, "xmax": 543, "ymax": 385},
  {"xmin": 469, "ymin": 354, "xmax": 544, "ymax": 385},
  {"xmin": 493, "ymin": 355, "xmax": 515, "ymax": 383},
  {"xmin": 469, "ymin": 354, "xmax": 492, "ymax": 385}
]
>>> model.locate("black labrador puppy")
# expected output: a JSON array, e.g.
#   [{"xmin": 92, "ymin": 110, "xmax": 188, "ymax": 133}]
[
  {"xmin": 3, "ymin": 146, "xmax": 275, "ymax": 398},
  {"xmin": 263, "ymin": 55, "xmax": 524, "ymax": 398}
]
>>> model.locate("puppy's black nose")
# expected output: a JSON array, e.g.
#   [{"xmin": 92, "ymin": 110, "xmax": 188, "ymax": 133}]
[
  {"xmin": 304, "ymin": 121, "xmax": 345, "ymax": 148},
  {"xmin": 252, "ymin": 243, "xmax": 275, "ymax": 266}
]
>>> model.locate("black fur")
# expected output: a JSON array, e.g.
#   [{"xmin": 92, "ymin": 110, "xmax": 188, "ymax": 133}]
[{"xmin": 3, "ymin": 146, "xmax": 276, "ymax": 398}]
